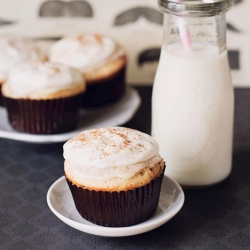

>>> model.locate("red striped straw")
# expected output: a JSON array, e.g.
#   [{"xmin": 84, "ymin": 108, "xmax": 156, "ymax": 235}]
[{"xmin": 176, "ymin": 0, "xmax": 192, "ymax": 50}]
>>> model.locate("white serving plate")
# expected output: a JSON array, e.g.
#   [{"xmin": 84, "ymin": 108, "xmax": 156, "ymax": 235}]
[
  {"xmin": 47, "ymin": 175, "xmax": 185, "ymax": 237},
  {"xmin": 0, "ymin": 87, "xmax": 141, "ymax": 143}
]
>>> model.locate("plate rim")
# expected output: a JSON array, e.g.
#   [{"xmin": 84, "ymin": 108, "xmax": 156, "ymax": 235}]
[{"xmin": 47, "ymin": 175, "xmax": 185, "ymax": 237}]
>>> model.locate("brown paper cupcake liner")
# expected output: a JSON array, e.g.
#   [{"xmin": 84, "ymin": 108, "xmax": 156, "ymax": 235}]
[
  {"xmin": 0, "ymin": 85, "xmax": 3, "ymax": 107},
  {"xmin": 82, "ymin": 66, "xmax": 126, "ymax": 108},
  {"xmin": 3, "ymin": 93, "xmax": 83, "ymax": 134},
  {"xmin": 66, "ymin": 166, "xmax": 165, "ymax": 227}
]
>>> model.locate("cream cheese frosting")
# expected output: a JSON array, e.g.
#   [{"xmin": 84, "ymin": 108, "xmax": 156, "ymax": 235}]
[
  {"xmin": 65, "ymin": 155, "xmax": 163, "ymax": 181},
  {"xmin": 63, "ymin": 127, "xmax": 163, "ymax": 180},
  {"xmin": 0, "ymin": 35, "xmax": 44, "ymax": 83},
  {"xmin": 3, "ymin": 61, "xmax": 85, "ymax": 99},
  {"xmin": 49, "ymin": 34, "xmax": 125, "ymax": 73}
]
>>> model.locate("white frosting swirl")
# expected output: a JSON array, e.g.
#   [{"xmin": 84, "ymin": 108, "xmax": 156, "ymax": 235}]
[
  {"xmin": 49, "ymin": 34, "xmax": 124, "ymax": 73},
  {"xmin": 0, "ymin": 35, "xmax": 44, "ymax": 83},
  {"xmin": 63, "ymin": 127, "xmax": 163, "ymax": 180},
  {"xmin": 5, "ymin": 62, "xmax": 85, "ymax": 98},
  {"xmin": 65, "ymin": 155, "xmax": 163, "ymax": 181}
]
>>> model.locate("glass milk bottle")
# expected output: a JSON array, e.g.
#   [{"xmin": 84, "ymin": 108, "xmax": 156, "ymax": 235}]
[{"xmin": 152, "ymin": 0, "xmax": 234, "ymax": 187}]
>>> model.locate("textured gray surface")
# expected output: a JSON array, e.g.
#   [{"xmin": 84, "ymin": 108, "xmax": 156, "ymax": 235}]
[{"xmin": 0, "ymin": 86, "xmax": 250, "ymax": 249}]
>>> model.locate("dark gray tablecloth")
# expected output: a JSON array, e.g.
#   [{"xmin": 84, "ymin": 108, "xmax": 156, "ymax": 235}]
[{"xmin": 0, "ymin": 86, "xmax": 250, "ymax": 250}]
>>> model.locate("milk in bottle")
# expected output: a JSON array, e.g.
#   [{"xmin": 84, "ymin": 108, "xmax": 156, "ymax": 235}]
[{"xmin": 152, "ymin": 0, "xmax": 234, "ymax": 187}]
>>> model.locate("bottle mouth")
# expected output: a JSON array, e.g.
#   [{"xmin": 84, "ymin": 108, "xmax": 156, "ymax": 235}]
[{"xmin": 158, "ymin": 0, "xmax": 234, "ymax": 17}]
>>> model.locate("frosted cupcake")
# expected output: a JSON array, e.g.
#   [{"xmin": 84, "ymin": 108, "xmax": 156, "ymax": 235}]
[
  {"xmin": 2, "ymin": 62, "xmax": 86, "ymax": 134},
  {"xmin": 49, "ymin": 34, "xmax": 126, "ymax": 108},
  {"xmin": 0, "ymin": 35, "xmax": 45, "ymax": 106},
  {"xmin": 64, "ymin": 127, "xmax": 165, "ymax": 227}
]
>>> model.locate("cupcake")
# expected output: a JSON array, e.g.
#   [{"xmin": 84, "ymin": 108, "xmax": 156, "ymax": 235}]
[
  {"xmin": 63, "ymin": 127, "xmax": 165, "ymax": 227},
  {"xmin": 49, "ymin": 34, "xmax": 126, "ymax": 108},
  {"xmin": 0, "ymin": 35, "xmax": 45, "ymax": 106},
  {"xmin": 2, "ymin": 61, "xmax": 86, "ymax": 134}
]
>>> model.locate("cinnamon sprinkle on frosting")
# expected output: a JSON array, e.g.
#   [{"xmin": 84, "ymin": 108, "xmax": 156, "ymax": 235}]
[{"xmin": 63, "ymin": 127, "xmax": 159, "ymax": 168}]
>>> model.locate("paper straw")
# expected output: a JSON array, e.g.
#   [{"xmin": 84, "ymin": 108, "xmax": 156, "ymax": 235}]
[{"xmin": 176, "ymin": 0, "xmax": 192, "ymax": 50}]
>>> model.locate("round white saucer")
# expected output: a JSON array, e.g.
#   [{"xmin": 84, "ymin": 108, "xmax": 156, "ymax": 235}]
[
  {"xmin": 0, "ymin": 87, "xmax": 141, "ymax": 144},
  {"xmin": 47, "ymin": 175, "xmax": 185, "ymax": 237}
]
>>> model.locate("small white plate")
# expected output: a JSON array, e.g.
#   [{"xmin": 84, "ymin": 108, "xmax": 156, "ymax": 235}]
[
  {"xmin": 47, "ymin": 175, "xmax": 185, "ymax": 237},
  {"xmin": 0, "ymin": 88, "xmax": 141, "ymax": 144}
]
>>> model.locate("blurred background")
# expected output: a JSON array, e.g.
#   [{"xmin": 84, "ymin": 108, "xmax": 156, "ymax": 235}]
[
  {"xmin": 0, "ymin": 0, "xmax": 250, "ymax": 151},
  {"xmin": 0, "ymin": 0, "xmax": 248, "ymax": 86}
]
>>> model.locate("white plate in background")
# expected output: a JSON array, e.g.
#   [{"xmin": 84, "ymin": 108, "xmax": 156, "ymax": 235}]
[
  {"xmin": 0, "ymin": 87, "xmax": 141, "ymax": 143},
  {"xmin": 47, "ymin": 175, "xmax": 185, "ymax": 237}
]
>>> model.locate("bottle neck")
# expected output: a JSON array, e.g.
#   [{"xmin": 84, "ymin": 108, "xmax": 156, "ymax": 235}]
[
  {"xmin": 159, "ymin": 0, "xmax": 233, "ymax": 18},
  {"xmin": 163, "ymin": 13, "xmax": 227, "ymax": 54}
]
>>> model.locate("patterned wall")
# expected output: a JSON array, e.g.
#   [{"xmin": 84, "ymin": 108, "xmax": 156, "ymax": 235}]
[{"xmin": 0, "ymin": 0, "xmax": 249, "ymax": 86}]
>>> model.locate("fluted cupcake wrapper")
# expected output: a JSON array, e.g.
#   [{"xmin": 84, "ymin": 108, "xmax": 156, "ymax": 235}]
[
  {"xmin": 0, "ymin": 85, "xmax": 3, "ymax": 107},
  {"xmin": 3, "ymin": 93, "xmax": 83, "ymax": 134},
  {"xmin": 82, "ymin": 66, "xmax": 126, "ymax": 108},
  {"xmin": 66, "ymin": 167, "xmax": 165, "ymax": 227}
]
